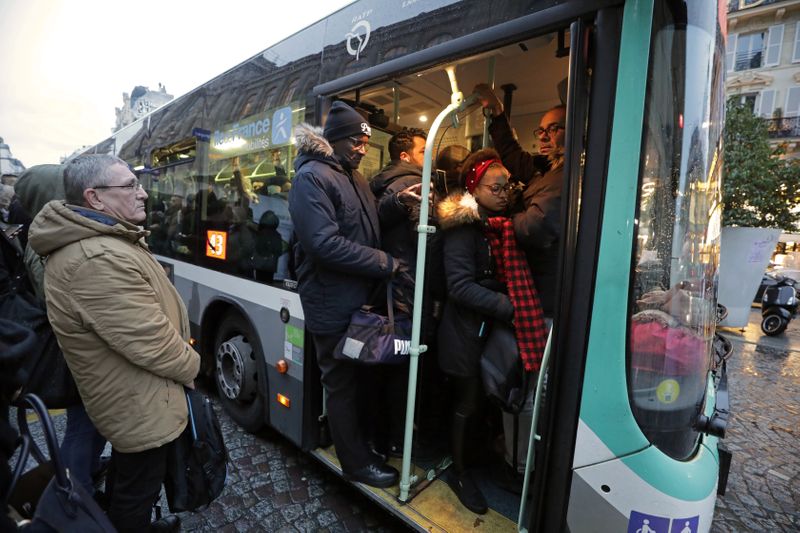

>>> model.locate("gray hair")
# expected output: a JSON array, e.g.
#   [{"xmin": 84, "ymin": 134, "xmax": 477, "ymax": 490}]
[
  {"xmin": 0, "ymin": 184, "xmax": 13, "ymax": 210},
  {"xmin": 63, "ymin": 154, "xmax": 129, "ymax": 205}
]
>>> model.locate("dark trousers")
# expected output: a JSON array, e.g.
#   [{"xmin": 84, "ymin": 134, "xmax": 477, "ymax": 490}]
[
  {"xmin": 107, "ymin": 443, "xmax": 169, "ymax": 533},
  {"xmin": 450, "ymin": 375, "xmax": 482, "ymax": 473},
  {"xmin": 360, "ymin": 363, "xmax": 408, "ymax": 450},
  {"xmin": 313, "ymin": 333, "xmax": 374, "ymax": 473},
  {"xmin": 60, "ymin": 404, "xmax": 106, "ymax": 494}
]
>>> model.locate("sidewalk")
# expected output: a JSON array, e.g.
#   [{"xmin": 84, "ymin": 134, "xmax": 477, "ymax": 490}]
[{"xmin": 711, "ymin": 308, "xmax": 800, "ymax": 532}]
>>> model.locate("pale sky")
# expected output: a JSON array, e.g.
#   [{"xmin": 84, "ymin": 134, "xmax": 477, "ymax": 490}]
[{"xmin": 0, "ymin": 0, "xmax": 353, "ymax": 167}]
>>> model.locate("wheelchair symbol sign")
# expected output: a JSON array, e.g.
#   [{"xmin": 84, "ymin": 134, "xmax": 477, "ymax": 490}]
[{"xmin": 272, "ymin": 106, "xmax": 292, "ymax": 145}]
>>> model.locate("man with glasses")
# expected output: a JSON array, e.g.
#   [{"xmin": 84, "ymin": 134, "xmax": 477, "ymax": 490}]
[
  {"xmin": 475, "ymin": 84, "xmax": 567, "ymax": 490},
  {"xmin": 474, "ymin": 83, "xmax": 565, "ymax": 316},
  {"xmin": 29, "ymin": 154, "xmax": 199, "ymax": 532},
  {"xmin": 289, "ymin": 101, "xmax": 402, "ymax": 488}
]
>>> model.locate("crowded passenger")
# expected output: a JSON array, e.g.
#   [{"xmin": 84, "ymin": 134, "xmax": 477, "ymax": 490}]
[
  {"xmin": 28, "ymin": 154, "xmax": 200, "ymax": 532},
  {"xmin": 476, "ymin": 84, "xmax": 565, "ymax": 481},
  {"xmin": 436, "ymin": 148, "xmax": 548, "ymax": 514},
  {"xmin": 14, "ymin": 164, "xmax": 109, "ymax": 500},
  {"xmin": 288, "ymin": 101, "xmax": 402, "ymax": 488},
  {"xmin": 475, "ymin": 83, "xmax": 565, "ymax": 317},
  {"xmin": 369, "ymin": 127, "xmax": 441, "ymax": 458}
]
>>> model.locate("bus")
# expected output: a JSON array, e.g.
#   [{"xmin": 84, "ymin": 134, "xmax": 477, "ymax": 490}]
[{"xmin": 82, "ymin": 1, "xmax": 731, "ymax": 531}]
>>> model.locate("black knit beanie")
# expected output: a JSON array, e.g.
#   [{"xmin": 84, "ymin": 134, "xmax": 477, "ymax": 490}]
[{"xmin": 323, "ymin": 101, "xmax": 372, "ymax": 142}]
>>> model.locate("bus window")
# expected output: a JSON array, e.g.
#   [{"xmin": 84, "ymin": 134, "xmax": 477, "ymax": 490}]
[
  {"xmin": 142, "ymin": 139, "xmax": 199, "ymax": 260},
  {"xmin": 628, "ymin": 2, "xmax": 724, "ymax": 460},
  {"xmin": 200, "ymin": 148, "xmax": 293, "ymax": 283}
]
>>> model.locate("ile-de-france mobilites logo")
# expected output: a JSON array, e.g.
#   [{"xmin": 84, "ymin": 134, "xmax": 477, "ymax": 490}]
[{"xmin": 346, "ymin": 20, "xmax": 371, "ymax": 61}]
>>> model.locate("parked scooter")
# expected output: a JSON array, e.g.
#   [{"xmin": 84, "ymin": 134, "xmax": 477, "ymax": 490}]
[{"xmin": 760, "ymin": 275, "xmax": 799, "ymax": 335}]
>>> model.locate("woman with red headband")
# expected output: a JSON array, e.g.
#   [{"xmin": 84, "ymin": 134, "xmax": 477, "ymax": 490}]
[{"xmin": 435, "ymin": 148, "xmax": 548, "ymax": 514}]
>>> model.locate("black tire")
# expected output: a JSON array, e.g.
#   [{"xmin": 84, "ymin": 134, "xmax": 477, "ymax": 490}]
[
  {"xmin": 761, "ymin": 314, "xmax": 788, "ymax": 336},
  {"xmin": 213, "ymin": 313, "xmax": 266, "ymax": 432}
]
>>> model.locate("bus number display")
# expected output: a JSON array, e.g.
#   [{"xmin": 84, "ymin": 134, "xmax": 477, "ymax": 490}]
[{"xmin": 206, "ymin": 230, "xmax": 227, "ymax": 260}]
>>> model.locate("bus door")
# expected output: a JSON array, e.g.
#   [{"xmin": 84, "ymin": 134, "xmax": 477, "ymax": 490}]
[{"xmin": 327, "ymin": 15, "xmax": 596, "ymax": 530}]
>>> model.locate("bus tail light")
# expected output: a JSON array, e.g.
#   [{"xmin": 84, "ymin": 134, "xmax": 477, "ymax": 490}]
[
  {"xmin": 277, "ymin": 394, "xmax": 291, "ymax": 408},
  {"xmin": 276, "ymin": 359, "xmax": 289, "ymax": 374}
]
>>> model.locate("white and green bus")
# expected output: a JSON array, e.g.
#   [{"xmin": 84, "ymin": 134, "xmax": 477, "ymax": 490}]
[{"xmin": 83, "ymin": 1, "xmax": 731, "ymax": 530}]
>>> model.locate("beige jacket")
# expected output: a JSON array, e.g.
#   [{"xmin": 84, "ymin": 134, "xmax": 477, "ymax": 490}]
[{"xmin": 29, "ymin": 201, "xmax": 200, "ymax": 453}]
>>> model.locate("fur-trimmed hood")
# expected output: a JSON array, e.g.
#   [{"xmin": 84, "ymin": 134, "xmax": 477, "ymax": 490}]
[
  {"xmin": 294, "ymin": 123, "xmax": 333, "ymax": 157},
  {"xmin": 437, "ymin": 192, "xmax": 481, "ymax": 230},
  {"xmin": 293, "ymin": 123, "xmax": 348, "ymax": 176}
]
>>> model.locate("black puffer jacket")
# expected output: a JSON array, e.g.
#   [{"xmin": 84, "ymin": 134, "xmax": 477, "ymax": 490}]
[
  {"xmin": 371, "ymin": 161, "xmax": 446, "ymax": 339},
  {"xmin": 289, "ymin": 124, "xmax": 395, "ymax": 335},
  {"xmin": 370, "ymin": 160, "xmax": 423, "ymax": 272},
  {"xmin": 436, "ymin": 193, "xmax": 514, "ymax": 378},
  {"xmin": 489, "ymin": 113, "xmax": 562, "ymax": 315}
]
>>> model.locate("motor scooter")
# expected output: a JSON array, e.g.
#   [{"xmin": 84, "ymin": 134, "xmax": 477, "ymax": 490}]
[{"xmin": 760, "ymin": 275, "xmax": 799, "ymax": 335}]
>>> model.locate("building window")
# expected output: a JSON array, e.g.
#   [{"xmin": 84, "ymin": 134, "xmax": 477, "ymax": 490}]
[
  {"xmin": 735, "ymin": 32, "xmax": 765, "ymax": 71},
  {"xmin": 730, "ymin": 92, "xmax": 758, "ymax": 113},
  {"xmin": 793, "ymin": 22, "xmax": 800, "ymax": 63},
  {"xmin": 786, "ymin": 87, "xmax": 800, "ymax": 118}
]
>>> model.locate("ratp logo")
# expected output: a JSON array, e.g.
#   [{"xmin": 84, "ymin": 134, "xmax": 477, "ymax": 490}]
[{"xmin": 346, "ymin": 20, "xmax": 371, "ymax": 61}]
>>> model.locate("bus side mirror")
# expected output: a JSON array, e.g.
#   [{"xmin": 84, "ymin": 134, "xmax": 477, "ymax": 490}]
[{"xmin": 694, "ymin": 358, "xmax": 729, "ymax": 439}]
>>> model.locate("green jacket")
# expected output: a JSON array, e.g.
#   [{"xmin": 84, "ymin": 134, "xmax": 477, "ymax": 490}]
[{"xmin": 29, "ymin": 201, "xmax": 200, "ymax": 452}]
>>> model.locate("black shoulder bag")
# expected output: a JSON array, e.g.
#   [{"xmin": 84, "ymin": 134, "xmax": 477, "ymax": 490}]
[
  {"xmin": 480, "ymin": 321, "xmax": 529, "ymax": 414},
  {"xmin": 7, "ymin": 393, "xmax": 115, "ymax": 532},
  {"xmin": 333, "ymin": 281, "xmax": 413, "ymax": 364},
  {"xmin": 164, "ymin": 388, "xmax": 228, "ymax": 512}
]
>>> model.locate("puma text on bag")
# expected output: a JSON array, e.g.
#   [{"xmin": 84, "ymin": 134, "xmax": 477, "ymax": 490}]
[{"xmin": 333, "ymin": 282, "xmax": 413, "ymax": 365}]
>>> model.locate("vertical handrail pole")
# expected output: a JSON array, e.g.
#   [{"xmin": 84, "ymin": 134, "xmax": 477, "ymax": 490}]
[
  {"xmin": 399, "ymin": 66, "xmax": 465, "ymax": 502},
  {"xmin": 517, "ymin": 327, "xmax": 553, "ymax": 531},
  {"xmin": 483, "ymin": 56, "xmax": 496, "ymax": 148}
]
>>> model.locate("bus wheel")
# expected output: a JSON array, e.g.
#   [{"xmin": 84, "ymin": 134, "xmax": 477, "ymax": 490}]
[{"xmin": 214, "ymin": 313, "xmax": 266, "ymax": 432}]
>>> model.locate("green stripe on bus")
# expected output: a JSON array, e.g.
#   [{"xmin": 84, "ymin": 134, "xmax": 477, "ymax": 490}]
[
  {"xmin": 580, "ymin": 0, "xmax": 718, "ymax": 501},
  {"xmin": 581, "ymin": 0, "xmax": 653, "ymax": 456}
]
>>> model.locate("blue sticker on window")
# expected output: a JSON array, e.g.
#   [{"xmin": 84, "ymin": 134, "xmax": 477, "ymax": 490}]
[
  {"xmin": 272, "ymin": 106, "xmax": 293, "ymax": 145},
  {"xmin": 628, "ymin": 511, "xmax": 670, "ymax": 533},
  {"xmin": 670, "ymin": 516, "xmax": 699, "ymax": 533}
]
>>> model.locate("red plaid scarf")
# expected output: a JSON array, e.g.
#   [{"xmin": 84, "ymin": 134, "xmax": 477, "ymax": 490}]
[{"xmin": 484, "ymin": 217, "xmax": 548, "ymax": 372}]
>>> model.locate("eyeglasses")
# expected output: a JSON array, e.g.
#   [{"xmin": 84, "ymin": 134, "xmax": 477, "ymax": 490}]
[
  {"xmin": 480, "ymin": 182, "xmax": 513, "ymax": 196},
  {"xmin": 348, "ymin": 136, "xmax": 370, "ymax": 151},
  {"xmin": 93, "ymin": 181, "xmax": 143, "ymax": 192},
  {"xmin": 533, "ymin": 124, "xmax": 564, "ymax": 138}
]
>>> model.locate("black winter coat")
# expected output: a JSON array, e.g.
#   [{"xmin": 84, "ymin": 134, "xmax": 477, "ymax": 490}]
[
  {"xmin": 436, "ymin": 193, "xmax": 514, "ymax": 378},
  {"xmin": 289, "ymin": 124, "xmax": 395, "ymax": 335},
  {"xmin": 489, "ymin": 113, "xmax": 562, "ymax": 315},
  {"xmin": 370, "ymin": 162, "xmax": 446, "ymax": 327},
  {"xmin": 370, "ymin": 160, "xmax": 423, "ymax": 274}
]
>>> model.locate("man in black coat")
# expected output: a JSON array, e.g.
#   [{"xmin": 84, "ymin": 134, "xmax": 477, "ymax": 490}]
[
  {"xmin": 370, "ymin": 128, "xmax": 427, "ymax": 312},
  {"xmin": 289, "ymin": 101, "xmax": 400, "ymax": 488}
]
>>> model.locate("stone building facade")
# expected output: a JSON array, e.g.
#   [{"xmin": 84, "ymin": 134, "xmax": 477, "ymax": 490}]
[{"xmin": 727, "ymin": 0, "xmax": 800, "ymax": 159}]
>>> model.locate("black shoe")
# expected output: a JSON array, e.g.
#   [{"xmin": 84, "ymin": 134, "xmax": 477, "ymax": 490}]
[
  {"xmin": 492, "ymin": 463, "xmax": 524, "ymax": 495},
  {"xmin": 446, "ymin": 470, "xmax": 488, "ymax": 515},
  {"xmin": 368, "ymin": 441, "xmax": 388, "ymax": 463},
  {"xmin": 345, "ymin": 463, "xmax": 399, "ymax": 488},
  {"xmin": 149, "ymin": 514, "xmax": 180, "ymax": 533},
  {"xmin": 388, "ymin": 441, "xmax": 439, "ymax": 462}
]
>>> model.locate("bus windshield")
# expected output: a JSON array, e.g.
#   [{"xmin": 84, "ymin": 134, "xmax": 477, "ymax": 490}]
[{"xmin": 628, "ymin": 1, "xmax": 725, "ymax": 460}]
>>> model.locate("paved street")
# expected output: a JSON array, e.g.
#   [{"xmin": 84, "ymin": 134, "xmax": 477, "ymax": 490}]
[
  {"xmin": 711, "ymin": 309, "xmax": 800, "ymax": 532},
  {"xmin": 10, "ymin": 307, "xmax": 799, "ymax": 532}
]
